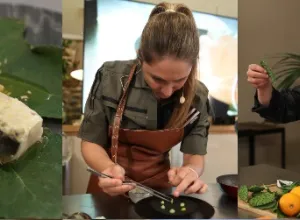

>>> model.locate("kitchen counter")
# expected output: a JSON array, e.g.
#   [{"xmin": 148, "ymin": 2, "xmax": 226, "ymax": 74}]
[{"xmin": 62, "ymin": 183, "xmax": 237, "ymax": 219}]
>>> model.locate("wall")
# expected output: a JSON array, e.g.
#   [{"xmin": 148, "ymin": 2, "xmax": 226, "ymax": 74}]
[
  {"xmin": 238, "ymin": 0, "xmax": 300, "ymax": 172},
  {"xmin": 61, "ymin": 0, "xmax": 237, "ymax": 39},
  {"xmin": 133, "ymin": 0, "xmax": 237, "ymax": 18},
  {"xmin": 62, "ymin": 0, "xmax": 84, "ymax": 39}
]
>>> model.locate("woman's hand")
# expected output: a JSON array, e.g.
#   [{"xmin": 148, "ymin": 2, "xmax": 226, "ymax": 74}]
[
  {"xmin": 247, "ymin": 64, "xmax": 273, "ymax": 106},
  {"xmin": 247, "ymin": 64, "xmax": 271, "ymax": 89},
  {"xmin": 98, "ymin": 164, "xmax": 135, "ymax": 196},
  {"xmin": 168, "ymin": 166, "xmax": 208, "ymax": 197}
]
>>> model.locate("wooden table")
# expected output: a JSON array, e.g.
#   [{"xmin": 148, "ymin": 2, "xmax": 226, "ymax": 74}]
[
  {"xmin": 238, "ymin": 164, "xmax": 300, "ymax": 218},
  {"xmin": 238, "ymin": 122, "xmax": 286, "ymax": 168},
  {"xmin": 63, "ymin": 183, "xmax": 237, "ymax": 219}
]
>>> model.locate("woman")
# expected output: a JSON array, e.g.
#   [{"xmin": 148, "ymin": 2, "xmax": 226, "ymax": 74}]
[
  {"xmin": 247, "ymin": 64, "xmax": 300, "ymax": 123},
  {"xmin": 79, "ymin": 2, "xmax": 210, "ymax": 197}
]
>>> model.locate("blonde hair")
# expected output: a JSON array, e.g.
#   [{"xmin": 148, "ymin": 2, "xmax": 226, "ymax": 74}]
[{"xmin": 138, "ymin": 2, "xmax": 199, "ymax": 128}]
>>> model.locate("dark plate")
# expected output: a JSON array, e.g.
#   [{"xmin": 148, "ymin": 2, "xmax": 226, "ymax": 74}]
[{"xmin": 134, "ymin": 195, "xmax": 215, "ymax": 219}]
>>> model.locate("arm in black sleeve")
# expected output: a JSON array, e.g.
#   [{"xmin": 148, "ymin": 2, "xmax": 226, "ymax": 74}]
[{"xmin": 252, "ymin": 86, "xmax": 300, "ymax": 123}]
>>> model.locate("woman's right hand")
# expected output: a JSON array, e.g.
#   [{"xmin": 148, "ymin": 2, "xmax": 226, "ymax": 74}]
[
  {"xmin": 247, "ymin": 64, "xmax": 273, "ymax": 106},
  {"xmin": 247, "ymin": 64, "xmax": 272, "ymax": 90},
  {"xmin": 98, "ymin": 164, "xmax": 135, "ymax": 196}
]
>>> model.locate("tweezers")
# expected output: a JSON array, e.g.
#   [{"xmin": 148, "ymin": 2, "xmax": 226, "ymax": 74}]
[{"xmin": 87, "ymin": 167, "xmax": 173, "ymax": 203}]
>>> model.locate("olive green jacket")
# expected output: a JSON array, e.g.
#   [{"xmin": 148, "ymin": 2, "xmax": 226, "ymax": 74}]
[{"xmin": 79, "ymin": 60, "xmax": 210, "ymax": 155}]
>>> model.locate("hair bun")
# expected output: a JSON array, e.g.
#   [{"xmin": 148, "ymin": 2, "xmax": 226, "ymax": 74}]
[
  {"xmin": 149, "ymin": 5, "xmax": 167, "ymax": 18},
  {"xmin": 149, "ymin": 2, "xmax": 193, "ymax": 19},
  {"xmin": 175, "ymin": 4, "xmax": 193, "ymax": 18}
]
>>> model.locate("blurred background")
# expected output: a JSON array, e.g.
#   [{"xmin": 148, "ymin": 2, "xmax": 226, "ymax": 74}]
[
  {"xmin": 62, "ymin": 0, "xmax": 238, "ymax": 195},
  {"xmin": 238, "ymin": 0, "xmax": 300, "ymax": 173}
]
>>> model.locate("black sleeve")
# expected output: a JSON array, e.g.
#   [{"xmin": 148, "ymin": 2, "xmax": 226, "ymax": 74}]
[{"xmin": 252, "ymin": 86, "xmax": 300, "ymax": 123}]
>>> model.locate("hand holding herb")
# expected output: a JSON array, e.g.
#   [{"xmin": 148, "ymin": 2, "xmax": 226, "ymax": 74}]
[{"xmin": 247, "ymin": 63, "xmax": 273, "ymax": 106}]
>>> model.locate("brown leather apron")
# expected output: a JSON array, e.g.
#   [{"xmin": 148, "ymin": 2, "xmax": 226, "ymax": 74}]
[{"xmin": 87, "ymin": 63, "xmax": 184, "ymax": 193}]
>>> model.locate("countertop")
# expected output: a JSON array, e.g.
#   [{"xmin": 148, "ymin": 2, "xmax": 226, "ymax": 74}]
[{"xmin": 63, "ymin": 183, "xmax": 237, "ymax": 219}]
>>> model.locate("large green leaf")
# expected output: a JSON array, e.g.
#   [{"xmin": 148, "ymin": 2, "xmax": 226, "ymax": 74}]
[
  {"xmin": 0, "ymin": 18, "xmax": 62, "ymax": 118},
  {"xmin": 0, "ymin": 128, "xmax": 62, "ymax": 218},
  {"xmin": 0, "ymin": 74, "xmax": 61, "ymax": 118}
]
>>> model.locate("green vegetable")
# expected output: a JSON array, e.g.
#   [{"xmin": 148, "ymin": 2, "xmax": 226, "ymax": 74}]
[
  {"xmin": 271, "ymin": 202, "xmax": 278, "ymax": 213},
  {"xmin": 256, "ymin": 201, "xmax": 277, "ymax": 210},
  {"xmin": 171, "ymin": 199, "xmax": 174, "ymax": 204},
  {"xmin": 169, "ymin": 209, "xmax": 175, "ymax": 214},
  {"xmin": 260, "ymin": 60, "xmax": 276, "ymax": 82},
  {"xmin": 161, "ymin": 205, "xmax": 165, "ymax": 209},
  {"xmin": 161, "ymin": 201, "xmax": 164, "ymax": 204},
  {"xmin": 281, "ymin": 181, "xmax": 300, "ymax": 194},
  {"xmin": 238, "ymin": 185, "xmax": 249, "ymax": 202},
  {"xmin": 277, "ymin": 207, "xmax": 287, "ymax": 218},
  {"xmin": 249, "ymin": 192, "xmax": 275, "ymax": 207},
  {"xmin": 180, "ymin": 203, "xmax": 185, "ymax": 207},
  {"xmin": 181, "ymin": 207, "xmax": 186, "ymax": 212},
  {"xmin": 275, "ymin": 191, "xmax": 284, "ymax": 200},
  {"xmin": 252, "ymin": 192, "xmax": 263, "ymax": 198},
  {"xmin": 263, "ymin": 185, "xmax": 272, "ymax": 193},
  {"xmin": 249, "ymin": 185, "xmax": 264, "ymax": 193}
]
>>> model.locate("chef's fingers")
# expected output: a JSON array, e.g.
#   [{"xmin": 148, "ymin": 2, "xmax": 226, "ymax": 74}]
[
  {"xmin": 197, "ymin": 183, "xmax": 208, "ymax": 194},
  {"xmin": 170, "ymin": 168, "xmax": 189, "ymax": 187},
  {"xmin": 247, "ymin": 69, "xmax": 268, "ymax": 79},
  {"xmin": 247, "ymin": 77, "xmax": 268, "ymax": 86},
  {"xmin": 167, "ymin": 167, "xmax": 178, "ymax": 183},
  {"xmin": 98, "ymin": 177, "xmax": 123, "ymax": 188},
  {"xmin": 248, "ymin": 64, "xmax": 267, "ymax": 74},
  {"xmin": 103, "ymin": 184, "xmax": 135, "ymax": 196},
  {"xmin": 184, "ymin": 179, "xmax": 205, "ymax": 194},
  {"xmin": 110, "ymin": 165, "xmax": 125, "ymax": 181},
  {"xmin": 173, "ymin": 171, "xmax": 195, "ymax": 197}
]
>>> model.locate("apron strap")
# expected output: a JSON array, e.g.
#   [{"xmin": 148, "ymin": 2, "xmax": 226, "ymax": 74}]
[{"xmin": 111, "ymin": 62, "xmax": 138, "ymax": 163}]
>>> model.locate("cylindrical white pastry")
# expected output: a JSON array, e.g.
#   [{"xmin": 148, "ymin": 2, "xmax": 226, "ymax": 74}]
[{"xmin": 0, "ymin": 92, "xmax": 43, "ymax": 163}]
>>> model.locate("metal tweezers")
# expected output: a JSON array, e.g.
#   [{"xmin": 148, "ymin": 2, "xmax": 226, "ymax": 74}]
[{"xmin": 87, "ymin": 167, "xmax": 173, "ymax": 203}]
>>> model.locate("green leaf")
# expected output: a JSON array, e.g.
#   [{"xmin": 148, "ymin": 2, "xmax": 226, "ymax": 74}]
[
  {"xmin": 269, "ymin": 52, "xmax": 300, "ymax": 89},
  {"xmin": 238, "ymin": 185, "xmax": 249, "ymax": 202},
  {"xmin": 249, "ymin": 192, "xmax": 275, "ymax": 207},
  {"xmin": 277, "ymin": 207, "xmax": 287, "ymax": 218},
  {"xmin": 271, "ymin": 201, "xmax": 278, "ymax": 213},
  {"xmin": 256, "ymin": 200, "xmax": 277, "ymax": 210},
  {"xmin": 0, "ymin": 74, "xmax": 61, "ymax": 119},
  {"xmin": 0, "ymin": 128, "xmax": 62, "ymax": 218},
  {"xmin": 249, "ymin": 185, "xmax": 265, "ymax": 193},
  {"xmin": 0, "ymin": 18, "xmax": 62, "ymax": 119}
]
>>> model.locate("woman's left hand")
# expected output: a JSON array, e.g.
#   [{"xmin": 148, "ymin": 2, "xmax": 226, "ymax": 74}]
[{"xmin": 168, "ymin": 166, "xmax": 208, "ymax": 197}]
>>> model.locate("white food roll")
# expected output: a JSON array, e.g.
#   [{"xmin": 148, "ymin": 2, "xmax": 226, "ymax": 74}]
[{"xmin": 0, "ymin": 92, "xmax": 43, "ymax": 163}]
